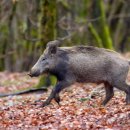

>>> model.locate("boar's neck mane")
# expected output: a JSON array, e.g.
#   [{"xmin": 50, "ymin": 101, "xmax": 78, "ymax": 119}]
[
  {"xmin": 59, "ymin": 46, "xmax": 118, "ymax": 55},
  {"xmin": 58, "ymin": 46, "xmax": 102, "ymax": 55}
]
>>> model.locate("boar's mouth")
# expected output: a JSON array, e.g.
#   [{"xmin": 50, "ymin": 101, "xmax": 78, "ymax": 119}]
[
  {"xmin": 28, "ymin": 71, "xmax": 40, "ymax": 77},
  {"xmin": 28, "ymin": 68, "xmax": 50, "ymax": 77}
]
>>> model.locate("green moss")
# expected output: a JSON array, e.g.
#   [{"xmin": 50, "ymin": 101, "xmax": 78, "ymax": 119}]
[{"xmin": 35, "ymin": 75, "xmax": 57, "ymax": 88}]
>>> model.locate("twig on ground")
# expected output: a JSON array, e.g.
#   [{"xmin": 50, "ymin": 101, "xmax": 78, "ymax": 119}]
[{"xmin": 0, "ymin": 87, "xmax": 47, "ymax": 97}]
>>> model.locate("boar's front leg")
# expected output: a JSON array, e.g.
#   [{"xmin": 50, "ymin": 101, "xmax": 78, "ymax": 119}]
[
  {"xmin": 41, "ymin": 81, "xmax": 72, "ymax": 107},
  {"xmin": 102, "ymin": 82, "xmax": 114, "ymax": 105}
]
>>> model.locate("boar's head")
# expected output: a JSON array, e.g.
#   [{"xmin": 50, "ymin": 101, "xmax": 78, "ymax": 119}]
[{"xmin": 29, "ymin": 40, "xmax": 60, "ymax": 77}]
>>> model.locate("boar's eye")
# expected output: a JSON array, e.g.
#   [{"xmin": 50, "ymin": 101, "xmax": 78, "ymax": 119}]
[{"xmin": 41, "ymin": 58, "xmax": 46, "ymax": 61}]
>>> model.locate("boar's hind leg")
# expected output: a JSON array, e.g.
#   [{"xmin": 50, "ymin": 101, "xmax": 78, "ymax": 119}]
[
  {"xmin": 102, "ymin": 82, "xmax": 114, "ymax": 106},
  {"xmin": 114, "ymin": 81, "xmax": 130, "ymax": 104},
  {"xmin": 41, "ymin": 81, "xmax": 72, "ymax": 107},
  {"xmin": 121, "ymin": 83, "xmax": 130, "ymax": 104},
  {"xmin": 126, "ymin": 86, "xmax": 130, "ymax": 104}
]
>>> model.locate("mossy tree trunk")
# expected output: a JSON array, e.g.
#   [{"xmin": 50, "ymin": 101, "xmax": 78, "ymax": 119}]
[
  {"xmin": 36, "ymin": 0, "xmax": 57, "ymax": 88},
  {"xmin": 88, "ymin": 0, "xmax": 114, "ymax": 49},
  {"xmin": 98, "ymin": 0, "xmax": 113, "ymax": 49}
]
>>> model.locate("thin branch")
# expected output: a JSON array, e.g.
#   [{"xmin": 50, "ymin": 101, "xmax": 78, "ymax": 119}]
[
  {"xmin": 86, "ymin": 17, "xmax": 101, "ymax": 23},
  {"xmin": 0, "ymin": 51, "xmax": 16, "ymax": 59},
  {"xmin": 57, "ymin": 33, "xmax": 72, "ymax": 41},
  {"xmin": 24, "ymin": 33, "xmax": 41, "ymax": 43},
  {"xmin": 109, "ymin": 14, "xmax": 130, "ymax": 19},
  {"xmin": 28, "ymin": 16, "xmax": 39, "ymax": 28},
  {"xmin": 0, "ymin": 87, "xmax": 47, "ymax": 97}
]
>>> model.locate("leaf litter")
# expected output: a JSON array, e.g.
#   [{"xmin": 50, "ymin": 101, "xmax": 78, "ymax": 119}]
[{"xmin": 0, "ymin": 71, "xmax": 130, "ymax": 130}]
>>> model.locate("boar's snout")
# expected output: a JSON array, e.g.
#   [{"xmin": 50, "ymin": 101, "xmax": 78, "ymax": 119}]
[{"xmin": 28, "ymin": 67, "xmax": 40, "ymax": 77}]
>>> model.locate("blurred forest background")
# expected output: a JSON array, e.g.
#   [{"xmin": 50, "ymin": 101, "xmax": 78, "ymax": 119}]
[
  {"xmin": 0, "ymin": 0, "xmax": 130, "ymax": 86},
  {"xmin": 0, "ymin": 1, "xmax": 130, "ymax": 129}
]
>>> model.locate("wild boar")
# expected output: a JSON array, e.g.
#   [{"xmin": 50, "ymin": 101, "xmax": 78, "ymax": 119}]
[{"xmin": 29, "ymin": 40, "xmax": 130, "ymax": 107}]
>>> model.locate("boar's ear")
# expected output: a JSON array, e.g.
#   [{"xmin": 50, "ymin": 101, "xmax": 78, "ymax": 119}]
[
  {"xmin": 47, "ymin": 43, "xmax": 57, "ymax": 54},
  {"xmin": 47, "ymin": 40, "xmax": 61, "ymax": 54}
]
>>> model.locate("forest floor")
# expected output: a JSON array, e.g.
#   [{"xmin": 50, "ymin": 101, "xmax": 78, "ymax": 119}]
[
  {"xmin": 0, "ymin": 52, "xmax": 130, "ymax": 130},
  {"xmin": 0, "ymin": 71, "xmax": 130, "ymax": 130}
]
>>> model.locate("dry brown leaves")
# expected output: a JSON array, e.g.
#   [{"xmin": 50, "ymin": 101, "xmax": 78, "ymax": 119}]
[{"xmin": 0, "ymin": 72, "xmax": 130, "ymax": 130}]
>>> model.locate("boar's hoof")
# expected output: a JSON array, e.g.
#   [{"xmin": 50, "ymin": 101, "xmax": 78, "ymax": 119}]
[
  {"xmin": 101, "ymin": 100, "xmax": 109, "ymax": 106},
  {"xmin": 101, "ymin": 102, "xmax": 106, "ymax": 106},
  {"xmin": 33, "ymin": 100, "xmax": 43, "ymax": 105},
  {"xmin": 40, "ymin": 101, "xmax": 51, "ymax": 107},
  {"xmin": 126, "ymin": 95, "xmax": 130, "ymax": 105},
  {"xmin": 31, "ymin": 100, "xmax": 44, "ymax": 106},
  {"xmin": 54, "ymin": 94, "xmax": 61, "ymax": 105}
]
